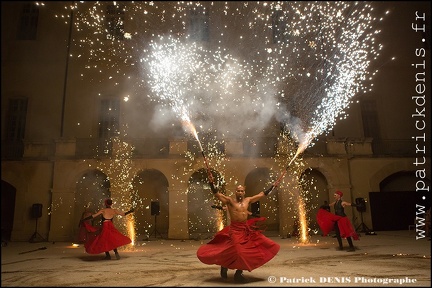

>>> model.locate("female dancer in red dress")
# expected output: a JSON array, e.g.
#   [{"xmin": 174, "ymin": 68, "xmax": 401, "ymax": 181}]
[
  {"xmin": 316, "ymin": 190, "xmax": 359, "ymax": 251},
  {"xmin": 81, "ymin": 199, "xmax": 133, "ymax": 260}
]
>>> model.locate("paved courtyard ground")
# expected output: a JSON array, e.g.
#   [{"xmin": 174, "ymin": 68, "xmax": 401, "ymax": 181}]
[{"xmin": 1, "ymin": 230, "xmax": 430, "ymax": 287}]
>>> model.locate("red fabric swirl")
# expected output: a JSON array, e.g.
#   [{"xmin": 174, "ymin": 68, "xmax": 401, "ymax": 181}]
[{"xmin": 197, "ymin": 217, "xmax": 280, "ymax": 271}]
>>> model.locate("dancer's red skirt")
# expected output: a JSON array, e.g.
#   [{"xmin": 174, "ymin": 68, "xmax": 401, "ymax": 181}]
[
  {"xmin": 316, "ymin": 208, "xmax": 359, "ymax": 240},
  {"xmin": 83, "ymin": 221, "xmax": 131, "ymax": 254},
  {"xmin": 197, "ymin": 217, "xmax": 280, "ymax": 272}
]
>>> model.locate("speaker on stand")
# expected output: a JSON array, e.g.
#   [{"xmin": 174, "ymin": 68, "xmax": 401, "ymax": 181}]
[
  {"xmin": 149, "ymin": 201, "xmax": 162, "ymax": 239},
  {"xmin": 29, "ymin": 203, "xmax": 46, "ymax": 243},
  {"xmin": 354, "ymin": 198, "xmax": 373, "ymax": 234}
]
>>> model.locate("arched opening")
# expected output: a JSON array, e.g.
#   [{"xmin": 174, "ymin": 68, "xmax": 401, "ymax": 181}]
[
  {"xmin": 369, "ymin": 171, "xmax": 431, "ymax": 231},
  {"xmin": 299, "ymin": 168, "xmax": 329, "ymax": 234},
  {"xmin": 131, "ymin": 169, "xmax": 169, "ymax": 239},
  {"xmin": 187, "ymin": 168, "xmax": 223, "ymax": 239},
  {"xmin": 244, "ymin": 167, "xmax": 279, "ymax": 232}
]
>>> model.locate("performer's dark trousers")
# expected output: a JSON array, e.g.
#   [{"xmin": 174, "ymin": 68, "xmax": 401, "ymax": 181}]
[{"xmin": 334, "ymin": 222, "xmax": 354, "ymax": 248}]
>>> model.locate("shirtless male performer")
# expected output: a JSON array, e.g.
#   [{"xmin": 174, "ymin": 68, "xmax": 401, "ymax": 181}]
[{"xmin": 197, "ymin": 182, "xmax": 280, "ymax": 282}]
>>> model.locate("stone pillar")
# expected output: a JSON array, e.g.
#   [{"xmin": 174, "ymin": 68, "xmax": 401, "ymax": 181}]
[
  {"xmin": 278, "ymin": 188, "xmax": 292, "ymax": 237},
  {"xmin": 278, "ymin": 173, "xmax": 297, "ymax": 238},
  {"xmin": 48, "ymin": 188, "xmax": 76, "ymax": 241},
  {"xmin": 168, "ymin": 186, "xmax": 189, "ymax": 239}
]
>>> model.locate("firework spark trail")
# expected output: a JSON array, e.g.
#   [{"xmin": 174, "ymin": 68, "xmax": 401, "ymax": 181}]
[
  {"xmin": 145, "ymin": 2, "xmax": 381, "ymax": 153},
  {"xmin": 45, "ymin": 1, "xmax": 385, "ymax": 241},
  {"xmin": 144, "ymin": 37, "xmax": 227, "ymax": 151},
  {"xmin": 140, "ymin": 2, "xmax": 384, "ymax": 206},
  {"xmin": 248, "ymin": 1, "xmax": 384, "ymax": 181},
  {"xmin": 52, "ymin": 1, "xmax": 383, "ymax": 153},
  {"xmin": 142, "ymin": 36, "xmax": 273, "ymax": 139},
  {"xmin": 181, "ymin": 117, "xmax": 203, "ymax": 152}
]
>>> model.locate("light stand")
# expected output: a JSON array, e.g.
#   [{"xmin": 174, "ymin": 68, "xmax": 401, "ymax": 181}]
[
  {"xmin": 149, "ymin": 214, "xmax": 162, "ymax": 239},
  {"xmin": 355, "ymin": 210, "xmax": 372, "ymax": 233},
  {"xmin": 29, "ymin": 217, "xmax": 46, "ymax": 243}
]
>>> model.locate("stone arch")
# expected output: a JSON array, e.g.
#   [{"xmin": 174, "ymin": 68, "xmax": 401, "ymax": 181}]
[
  {"xmin": 304, "ymin": 158, "xmax": 352, "ymax": 199},
  {"xmin": 369, "ymin": 162, "xmax": 417, "ymax": 192},
  {"xmin": 299, "ymin": 168, "xmax": 329, "ymax": 234},
  {"xmin": 244, "ymin": 167, "xmax": 279, "ymax": 231},
  {"xmin": 369, "ymin": 170, "xmax": 431, "ymax": 231},
  {"xmin": 131, "ymin": 169, "xmax": 169, "ymax": 239},
  {"xmin": 380, "ymin": 171, "xmax": 424, "ymax": 192},
  {"xmin": 1, "ymin": 165, "xmax": 32, "ymax": 241},
  {"xmin": 1, "ymin": 166, "xmax": 26, "ymax": 189}
]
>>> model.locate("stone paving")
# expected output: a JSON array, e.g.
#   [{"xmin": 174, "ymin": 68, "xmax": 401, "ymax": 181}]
[{"xmin": 1, "ymin": 230, "xmax": 430, "ymax": 287}]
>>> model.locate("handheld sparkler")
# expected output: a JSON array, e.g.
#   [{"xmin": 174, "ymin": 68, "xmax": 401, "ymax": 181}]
[
  {"xmin": 270, "ymin": 141, "xmax": 308, "ymax": 190},
  {"xmin": 201, "ymin": 150, "xmax": 214, "ymax": 183},
  {"xmin": 180, "ymin": 117, "xmax": 215, "ymax": 183},
  {"xmin": 124, "ymin": 208, "xmax": 135, "ymax": 216}
]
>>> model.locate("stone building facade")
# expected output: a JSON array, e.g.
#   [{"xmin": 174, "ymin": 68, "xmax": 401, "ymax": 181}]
[{"xmin": 1, "ymin": 2, "xmax": 430, "ymax": 242}]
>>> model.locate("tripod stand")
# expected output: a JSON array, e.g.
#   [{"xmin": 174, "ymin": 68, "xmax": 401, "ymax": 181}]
[
  {"xmin": 29, "ymin": 217, "xmax": 46, "ymax": 243},
  {"xmin": 355, "ymin": 211, "xmax": 372, "ymax": 233},
  {"xmin": 149, "ymin": 214, "xmax": 162, "ymax": 239}
]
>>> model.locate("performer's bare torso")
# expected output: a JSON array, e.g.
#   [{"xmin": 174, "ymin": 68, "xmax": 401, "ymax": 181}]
[
  {"xmin": 215, "ymin": 184, "xmax": 264, "ymax": 223},
  {"xmin": 228, "ymin": 197, "xmax": 251, "ymax": 223}
]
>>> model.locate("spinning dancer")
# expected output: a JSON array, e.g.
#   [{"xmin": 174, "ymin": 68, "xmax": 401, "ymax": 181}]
[
  {"xmin": 80, "ymin": 199, "xmax": 134, "ymax": 260},
  {"xmin": 197, "ymin": 182, "xmax": 280, "ymax": 283},
  {"xmin": 316, "ymin": 190, "xmax": 359, "ymax": 252}
]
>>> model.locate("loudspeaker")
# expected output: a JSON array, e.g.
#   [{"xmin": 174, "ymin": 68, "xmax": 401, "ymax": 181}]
[
  {"xmin": 31, "ymin": 203, "xmax": 43, "ymax": 218},
  {"xmin": 355, "ymin": 198, "xmax": 366, "ymax": 212},
  {"xmin": 151, "ymin": 201, "xmax": 160, "ymax": 216}
]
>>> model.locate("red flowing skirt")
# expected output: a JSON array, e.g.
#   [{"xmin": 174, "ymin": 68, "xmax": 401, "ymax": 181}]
[
  {"xmin": 83, "ymin": 221, "xmax": 132, "ymax": 254},
  {"xmin": 197, "ymin": 217, "xmax": 280, "ymax": 272},
  {"xmin": 77, "ymin": 224, "xmax": 89, "ymax": 243},
  {"xmin": 316, "ymin": 208, "xmax": 359, "ymax": 240}
]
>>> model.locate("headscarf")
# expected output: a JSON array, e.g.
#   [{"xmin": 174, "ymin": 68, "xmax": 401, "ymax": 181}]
[{"xmin": 335, "ymin": 190, "xmax": 343, "ymax": 197}]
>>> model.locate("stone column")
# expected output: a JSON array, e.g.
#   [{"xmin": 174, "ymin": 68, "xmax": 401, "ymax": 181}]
[
  {"xmin": 167, "ymin": 138, "xmax": 190, "ymax": 239},
  {"xmin": 278, "ymin": 172, "xmax": 298, "ymax": 238},
  {"xmin": 48, "ymin": 188, "xmax": 76, "ymax": 241},
  {"xmin": 278, "ymin": 187, "xmax": 292, "ymax": 237},
  {"xmin": 168, "ymin": 186, "xmax": 189, "ymax": 239}
]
